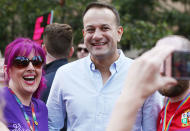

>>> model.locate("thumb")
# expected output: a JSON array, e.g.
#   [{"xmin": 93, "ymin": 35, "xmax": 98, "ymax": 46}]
[{"xmin": 158, "ymin": 77, "xmax": 177, "ymax": 90}]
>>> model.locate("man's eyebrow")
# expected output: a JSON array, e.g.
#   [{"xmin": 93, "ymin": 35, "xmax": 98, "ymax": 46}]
[
  {"xmin": 102, "ymin": 24, "xmax": 110, "ymax": 27},
  {"xmin": 85, "ymin": 24, "xmax": 110, "ymax": 28},
  {"xmin": 85, "ymin": 25, "xmax": 94, "ymax": 28}
]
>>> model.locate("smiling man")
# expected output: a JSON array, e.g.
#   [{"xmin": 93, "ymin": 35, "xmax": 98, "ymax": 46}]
[{"xmin": 47, "ymin": 2, "xmax": 163, "ymax": 131}]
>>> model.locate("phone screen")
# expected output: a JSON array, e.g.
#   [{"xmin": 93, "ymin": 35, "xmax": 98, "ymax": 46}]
[{"xmin": 172, "ymin": 51, "xmax": 190, "ymax": 80}]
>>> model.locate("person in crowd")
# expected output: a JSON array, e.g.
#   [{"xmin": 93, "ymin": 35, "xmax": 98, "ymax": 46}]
[
  {"xmin": 107, "ymin": 40, "xmax": 177, "ymax": 131},
  {"xmin": 47, "ymin": 2, "xmax": 163, "ymax": 131},
  {"xmin": 41, "ymin": 23, "xmax": 73, "ymax": 131},
  {"xmin": 40, "ymin": 23, "xmax": 74, "ymax": 103},
  {"xmin": 156, "ymin": 35, "xmax": 190, "ymax": 131},
  {"xmin": 0, "ymin": 88, "xmax": 9, "ymax": 131},
  {"xmin": 0, "ymin": 58, "xmax": 7, "ymax": 88},
  {"xmin": 0, "ymin": 122, "xmax": 9, "ymax": 131},
  {"xmin": 107, "ymin": 35, "xmax": 190, "ymax": 131},
  {"xmin": 76, "ymin": 39, "xmax": 89, "ymax": 59},
  {"xmin": 2, "ymin": 38, "xmax": 48, "ymax": 130}
]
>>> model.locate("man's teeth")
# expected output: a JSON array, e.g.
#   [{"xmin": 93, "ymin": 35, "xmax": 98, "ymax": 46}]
[{"xmin": 94, "ymin": 43, "xmax": 105, "ymax": 45}]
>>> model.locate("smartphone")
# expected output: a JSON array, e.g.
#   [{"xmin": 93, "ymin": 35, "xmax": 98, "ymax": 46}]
[{"xmin": 171, "ymin": 51, "xmax": 190, "ymax": 80}]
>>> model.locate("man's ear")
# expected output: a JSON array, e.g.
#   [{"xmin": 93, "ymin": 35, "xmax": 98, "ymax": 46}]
[
  {"xmin": 117, "ymin": 26, "xmax": 123, "ymax": 42},
  {"xmin": 42, "ymin": 44, "xmax": 47, "ymax": 55},
  {"xmin": 82, "ymin": 29, "xmax": 86, "ymax": 37},
  {"xmin": 68, "ymin": 46, "xmax": 74, "ymax": 58}
]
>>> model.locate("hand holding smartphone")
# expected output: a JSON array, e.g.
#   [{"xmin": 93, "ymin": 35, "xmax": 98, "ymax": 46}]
[{"xmin": 171, "ymin": 51, "xmax": 190, "ymax": 80}]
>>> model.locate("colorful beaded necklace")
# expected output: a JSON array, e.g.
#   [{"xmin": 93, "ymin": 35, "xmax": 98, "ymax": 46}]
[{"xmin": 8, "ymin": 88, "xmax": 38, "ymax": 131}]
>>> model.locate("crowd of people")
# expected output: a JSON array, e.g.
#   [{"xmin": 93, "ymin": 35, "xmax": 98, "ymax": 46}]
[{"xmin": 0, "ymin": 1, "xmax": 190, "ymax": 131}]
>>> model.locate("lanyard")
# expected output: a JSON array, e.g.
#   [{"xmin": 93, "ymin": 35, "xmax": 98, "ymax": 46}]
[
  {"xmin": 8, "ymin": 88, "xmax": 38, "ymax": 131},
  {"xmin": 162, "ymin": 93, "xmax": 190, "ymax": 131}
]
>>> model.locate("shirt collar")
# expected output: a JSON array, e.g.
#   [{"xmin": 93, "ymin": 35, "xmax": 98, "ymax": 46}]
[{"xmin": 87, "ymin": 49, "xmax": 126, "ymax": 72}]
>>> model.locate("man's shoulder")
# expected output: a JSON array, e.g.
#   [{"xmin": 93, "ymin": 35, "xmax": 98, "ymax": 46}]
[
  {"xmin": 122, "ymin": 56, "xmax": 133, "ymax": 64},
  {"xmin": 145, "ymin": 91, "xmax": 164, "ymax": 104},
  {"xmin": 44, "ymin": 58, "xmax": 68, "ymax": 73},
  {"xmin": 118, "ymin": 49, "xmax": 133, "ymax": 61},
  {"xmin": 118, "ymin": 51, "xmax": 133, "ymax": 65},
  {"xmin": 115, "ymin": 54, "xmax": 133, "ymax": 72},
  {"xmin": 59, "ymin": 57, "xmax": 88, "ymax": 71},
  {"xmin": 45, "ymin": 70, "xmax": 56, "ymax": 79}
]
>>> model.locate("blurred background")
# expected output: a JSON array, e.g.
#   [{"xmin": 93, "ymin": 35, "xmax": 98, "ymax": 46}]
[{"xmin": 0, "ymin": 0, "xmax": 190, "ymax": 58}]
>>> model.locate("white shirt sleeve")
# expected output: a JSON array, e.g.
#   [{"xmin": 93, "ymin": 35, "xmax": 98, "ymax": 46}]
[{"xmin": 46, "ymin": 69, "xmax": 66, "ymax": 131}]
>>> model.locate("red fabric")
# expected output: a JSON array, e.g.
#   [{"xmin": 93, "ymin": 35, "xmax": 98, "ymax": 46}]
[{"xmin": 157, "ymin": 98, "xmax": 190, "ymax": 131}]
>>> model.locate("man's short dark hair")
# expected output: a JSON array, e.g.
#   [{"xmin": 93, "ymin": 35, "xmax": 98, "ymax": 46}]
[
  {"xmin": 82, "ymin": 2, "xmax": 120, "ymax": 26},
  {"xmin": 43, "ymin": 23, "xmax": 73, "ymax": 58},
  {"xmin": 78, "ymin": 39, "xmax": 84, "ymax": 45}
]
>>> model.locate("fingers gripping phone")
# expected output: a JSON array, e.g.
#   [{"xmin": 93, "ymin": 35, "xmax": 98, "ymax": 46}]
[{"xmin": 171, "ymin": 51, "xmax": 190, "ymax": 80}]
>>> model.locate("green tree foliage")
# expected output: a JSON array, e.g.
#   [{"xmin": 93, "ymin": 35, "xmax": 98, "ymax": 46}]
[
  {"xmin": 0, "ymin": 0, "xmax": 57, "ymax": 54},
  {"xmin": 0, "ymin": 0, "xmax": 189, "ymax": 55},
  {"xmin": 113, "ymin": 0, "xmax": 173, "ymax": 50},
  {"xmin": 158, "ymin": 0, "xmax": 190, "ymax": 39}
]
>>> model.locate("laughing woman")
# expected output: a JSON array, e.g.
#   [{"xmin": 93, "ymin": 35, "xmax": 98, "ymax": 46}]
[{"xmin": 2, "ymin": 38, "xmax": 48, "ymax": 131}]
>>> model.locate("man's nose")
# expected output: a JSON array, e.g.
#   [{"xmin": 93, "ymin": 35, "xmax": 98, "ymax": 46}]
[{"xmin": 92, "ymin": 29, "xmax": 102, "ymax": 40}]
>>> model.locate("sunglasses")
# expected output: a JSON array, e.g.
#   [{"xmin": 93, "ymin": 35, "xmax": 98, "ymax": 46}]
[
  {"xmin": 13, "ymin": 56, "xmax": 44, "ymax": 68},
  {"xmin": 77, "ymin": 47, "xmax": 88, "ymax": 53}
]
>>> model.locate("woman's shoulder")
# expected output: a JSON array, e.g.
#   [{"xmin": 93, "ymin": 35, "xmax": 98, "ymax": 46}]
[{"xmin": 1, "ymin": 87, "xmax": 14, "ymax": 103}]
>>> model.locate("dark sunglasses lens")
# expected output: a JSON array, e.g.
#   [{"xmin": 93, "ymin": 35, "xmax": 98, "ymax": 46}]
[
  {"xmin": 77, "ymin": 47, "xmax": 82, "ymax": 52},
  {"xmin": 77, "ymin": 47, "xmax": 88, "ymax": 53},
  {"xmin": 31, "ymin": 56, "xmax": 43, "ymax": 68},
  {"xmin": 84, "ymin": 49, "xmax": 88, "ymax": 53},
  {"xmin": 13, "ymin": 56, "xmax": 29, "ymax": 68}
]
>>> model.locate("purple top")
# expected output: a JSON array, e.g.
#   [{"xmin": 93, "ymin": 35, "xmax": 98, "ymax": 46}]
[{"xmin": 2, "ymin": 87, "xmax": 48, "ymax": 131}]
